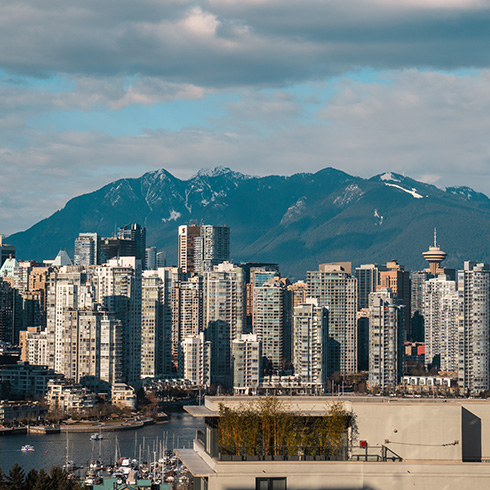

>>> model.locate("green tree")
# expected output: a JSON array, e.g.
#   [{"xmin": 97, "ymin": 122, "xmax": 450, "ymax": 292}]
[
  {"xmin": 25, "ymin": 468, "xmax": 38, "ymax": 489},
  {"xmin": 5, "ymin": 463, "xmax": 26, "ymax": 490},
  {"xmin": 0, "ymin": 467, "xmax": 6, "ymax": 490},
  {"xmin": 48, "ymin": 467, "xmax": 71, "ymax": 490},
  {"xmin": 32, "ymin": 469, "xmax": 51, "ymax": 490},
  {"xmin": 313, "ymin": 401, "xmax": 350, "ymax": 457}
]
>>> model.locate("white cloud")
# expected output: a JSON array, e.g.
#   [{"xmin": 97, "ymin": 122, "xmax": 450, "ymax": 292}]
[
  {"xmin": 181, "ymin": 7, "xmax": 219, "ymax": 36},
  {"xmin": 1, "ymin": 0, "xmax": 490, "ymax": 85},
  {"xmin": 0, "ymin": 76, "xmax": 205, "ymax": 116}
]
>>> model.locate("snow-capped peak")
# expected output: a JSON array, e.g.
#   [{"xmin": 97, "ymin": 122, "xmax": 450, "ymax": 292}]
[
  {"xmin": 380, "ymin": 172, "xmax": 401, "ymax": 183},
  {"xmin": 193, "ymin": 166, "xmax": 250, "ymax": 180}
]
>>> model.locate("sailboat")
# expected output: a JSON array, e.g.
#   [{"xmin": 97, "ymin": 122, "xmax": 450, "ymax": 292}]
[{"xmin": 62, "ymin": 431, "xmax": 75, "ymax": 471}]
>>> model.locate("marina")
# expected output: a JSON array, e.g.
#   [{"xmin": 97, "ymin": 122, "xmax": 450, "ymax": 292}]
[{"xmin": 0, "ymin": 410, "xmax": 201, "ymax": 483}]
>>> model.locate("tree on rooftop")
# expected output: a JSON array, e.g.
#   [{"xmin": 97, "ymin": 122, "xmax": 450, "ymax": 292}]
[{"xmin": 218, "ymin": 397, "xmax": 353, "ymax": 458}]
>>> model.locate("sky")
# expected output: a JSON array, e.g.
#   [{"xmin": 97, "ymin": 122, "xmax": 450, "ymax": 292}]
[{"xmin": 2, "ymin": 0, "xmax": 490, "ymax": 235}]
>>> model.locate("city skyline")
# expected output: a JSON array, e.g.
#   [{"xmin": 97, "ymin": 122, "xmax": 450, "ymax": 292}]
[{"xmin": 3, "ymin": 219, "xmax": 489, "ymax": 395}]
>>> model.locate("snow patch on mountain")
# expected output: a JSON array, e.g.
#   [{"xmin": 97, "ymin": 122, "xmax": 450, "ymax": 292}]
[
  {"xmin": 374, "ymin": 209, "xmax": 384, "ymax": 226},
  {"xmin": 280, "ymin": 197, "xmax": 307, "ymax": 226},
  {"xmin": 104, "ymin": 180, "xmax": 138, "ymax": 207},
  {"xmin": 194, "ymin": 166, "xmax": 249, "ymax": 180},
  {"xmin": 380, "ymin": 172, "xmax": 401, "ymax": 183},
  {"xmin": 385, "ymin": 183, "xmax": 423, "ymax": 199},
  {"xmin": 162, "ymin": 210, "xmax": 181, "ymax": 222},
  {"xmin": 333, "ymin": 184, "xmax": 364, "ymax": 208},
  {"xmin": 445, "ymin": 185, "xmax": 490, "ymax": 203}
]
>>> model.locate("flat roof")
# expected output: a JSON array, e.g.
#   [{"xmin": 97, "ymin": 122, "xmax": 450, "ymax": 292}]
[
  {"xmin": 182, "ymin": 396, "xmax": 490, "ymax": 418},
  {"xmin": 174, "ymin": 449, "xmax": 215, "ymax": 477},
  {"xmin": 184, "ymin": 405, "xmax": 218, "ymax": 417}
]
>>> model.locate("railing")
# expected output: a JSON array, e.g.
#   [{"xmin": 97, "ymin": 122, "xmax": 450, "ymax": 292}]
[
  {"xmin": 218, "ymin": 445, "xmax": 347, "ymax": 462},
  {"xmin": 217, "ymin": 444, "xmax": 402, "ymax": 462},
  {"xmin": 350, "ymin": 445, "xmax": 402, "ymax": 462}
]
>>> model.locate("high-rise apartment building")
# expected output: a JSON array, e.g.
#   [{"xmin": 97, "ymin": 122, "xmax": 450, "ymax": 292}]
[
  {"xmin": 245, "ymin": 266, "xmax": 280, "ymax": 330},
  {"xmin": 74, "ymin": 233, "xmax": 100, "ymax": 266},
  {"xmin": 458, "ymin": 262, "xmax": 490, "ymax": 394},
  {"xmin": 46, "ymin": 270, "xmax": 123, "ymax": 389},
  {"xmin": 45, "ymin": 267, "xmax": 87, "ymax": 373},
  {"xmin": 0, "ymin": 235, "xmax": 15, "ymax": 268},
  {"xmin": 410, "ymin": 270, "xmax": 431, "ymax": 343},
  {"xmin": 204, "ymin": 262, "xmax": 246, "ymax": 387},
  {"xmin": 20, "ymin": 327, "xmax": 48, "ymax": 366},
  {"xmin": 178, "ymin": 224, "xmax": 201, "ymax": 274},
  {"xmin": 288, "ymin": 281, "xmax": 308, "ymax": 309},
  {"xmin": 378, "ymin": 260, "xmax": 411, "ymax": 338},
  {"xmin": 422, "ymin": 275, "xmax": 460, "ymax": 372},
  {"xmin": 178, "ymin": 223, "xmax": 230, "ymax": 275},
  {"xmin": 368, "ymin": 288, "xmax": 403, "ymax": 392},
  {"xmin": 195, "ymin": 225, "xmax": 230, "ymax": 274},
  {"xmin": 62, "ymin": 305, "xmax": 123, "ymax": 388},
  {"xmin": 171, "ymin": 275, "xmax": 203, "ymax": 368},
  {"xmin": 145, "ymin": 247, "xmax": 157, "ymax": 270},
  {"xmin": 182, "ymin": 333, "xmax": 211, "ymax": 387},
  {"xmin": 357, "ymin": 309, "xmax": 370, "ymax": 372},
  {"xmin": 0, "ymin": 277, "xmax": 23, "ymax": 344},
  {"xmin": 307, "ymin": 263, "xmax": 357, "ymax": 376},
  {"xmin": 355, "ymin": 264, "xmax": 386, "ymax": 311},
  {"xmin": 156, "ymin": 251, "xmax": 166, "ymax": 268},
  {"xmin": 252, "ymin": 277, "xmax": 291, "ymax": 372},
  {"xmin": 292, "ymin": 299, "xmax": 328, "ymax": 389},
  {"xmin": 232, "ymin": 334, "xmax": 262, "ymax": 393},
  {"xmin": 100, "ymin": 238, "xmax": 137, "ymax": 264},
  {"xmin": 141, "ymin": 269, "xmax": 173, "ymax": 379},
  {"xmin": 118, "ymin": 223, "xmax": 147, "ymax": 269},
  {"xmin": 92, "ymin": 257, "xmax": 142, "ymax": 387}
]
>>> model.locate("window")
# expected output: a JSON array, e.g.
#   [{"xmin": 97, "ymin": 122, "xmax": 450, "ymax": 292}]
[{"xmin": 256, "ymin": 478, "xmax": 287, "ymax": 490}]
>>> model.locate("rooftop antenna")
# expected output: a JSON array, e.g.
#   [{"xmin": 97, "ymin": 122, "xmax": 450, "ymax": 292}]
[{"xmin": 434, "ymin": 227, "xmax": 437, "ymax": 247}]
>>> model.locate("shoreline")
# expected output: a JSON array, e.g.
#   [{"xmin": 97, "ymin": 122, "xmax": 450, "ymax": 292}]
[
  {"xmin": 60, "ymin": 416, "xmax": 157, "ymax": 433},
  {"xmin": 22, "ymin": 416, "xmax": 163, "ymax": 435}
]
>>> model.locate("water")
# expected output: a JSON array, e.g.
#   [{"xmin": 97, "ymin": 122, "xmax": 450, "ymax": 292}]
[{"xmin": 0, "ymin": 411, "xmax": 202, "ymax": 473}]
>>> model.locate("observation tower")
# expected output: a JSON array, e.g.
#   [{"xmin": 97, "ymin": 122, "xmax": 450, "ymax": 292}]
[{"xmin": 422, "ymin": 228, "xmax": 447, "ymax": 275}]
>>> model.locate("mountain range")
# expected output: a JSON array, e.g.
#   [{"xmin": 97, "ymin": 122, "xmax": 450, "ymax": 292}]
[{"xmin": 7, "ymin": 166, "xmax": 490, "ymax": 279}]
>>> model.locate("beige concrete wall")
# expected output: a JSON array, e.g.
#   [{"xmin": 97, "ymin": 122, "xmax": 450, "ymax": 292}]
[
  {"xmin": 205, "ymin": 459, "xmax": 490, "ymax": 490},
  {"xmin": 352, "ymin": 402, "xmax": 461, "ymax": 461},
  {"xmin": 205, "ymin": 396, "xmax": 490, "ymax": 461}
]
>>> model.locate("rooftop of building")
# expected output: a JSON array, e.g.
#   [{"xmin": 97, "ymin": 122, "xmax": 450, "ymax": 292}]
[{"xmin": 184, "ymin": 395, "xmax": 490, "ymax": 418}]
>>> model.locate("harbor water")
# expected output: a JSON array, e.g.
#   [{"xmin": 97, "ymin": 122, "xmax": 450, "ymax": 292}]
[{"xmin": 0, "ymin": 411, "xmax": 202, "ymax": 473}]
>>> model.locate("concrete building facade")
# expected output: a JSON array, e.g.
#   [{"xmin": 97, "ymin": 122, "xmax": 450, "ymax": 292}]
[
  {"xmin": 458, "ymin": 262, "xmax": 490, "ymax": 394},
  {"xmin": 307, "ymin": 263, "xmax": 357, "ymax": 376},
  {"xmin": 422, "ymin": 274, "xmax": 460, "ymax": 372},
  {"xmin": 292, "ymin": 300, "xmax": 328, "ymax": 389},
  {"xmin": 182, "ymin": 333, "xmax": 211, "ymax": 387},
  {"xmin": 368, "ymin": 288, "xmax": 403, "ymax": 392},
  {"xmin": 177, "ymin": 396, "xmax": 490, "ymax": 490},
  {"xmin": 252, "ymin": 277, "xmax": 291, "ymax": 371},
  {"xmin": 232, "ymin": 333, "xmax": 262, "ymax": 393}
]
